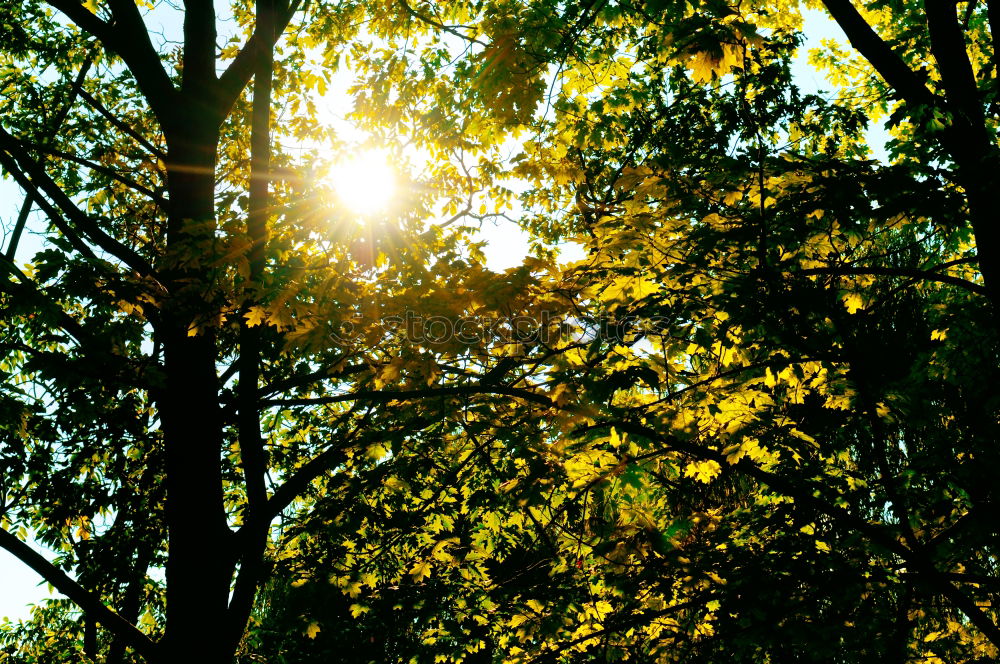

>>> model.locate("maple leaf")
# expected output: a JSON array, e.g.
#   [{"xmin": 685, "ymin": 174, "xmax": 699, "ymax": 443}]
[
  {"xmin": 684, "ymin": 460, "xmax": 722, "ymax": 483},
  {"xmin": 244, "ymin": 306, "xmax": 268, "ymax": 327},
  {"xmin": 689, "ymin": 51, "xmax": 719, "ymax": 83},
  {"xmin": 410, "ymin": 560, "xmax": 432, "ymax": 583},
  {"xmin": 841, "ymin": 292, "xmax": 864, "ymax": 314}
]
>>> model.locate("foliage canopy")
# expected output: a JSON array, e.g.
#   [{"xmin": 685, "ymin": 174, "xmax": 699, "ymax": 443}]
[{"xmin": 0, "ymin": 0, "xmax": 998, "ymax": 662}]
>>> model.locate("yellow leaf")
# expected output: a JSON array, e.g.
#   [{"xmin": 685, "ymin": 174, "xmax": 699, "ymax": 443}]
[
  {"xmin": 764, "ymin": 367, "xmax": 777, "ymax": 388},
  {"xmin": 689, "ymin": 51, "xmax": 717, "ymax": 83},
  {"xmin": 378, "ymin": 360, "xmax": 402, "ymax": 384},
  {"xmin": 366, "ymin": 443, "xmax": 390, "ymax": 460},
  {"xmin": 722, "ymin": 443, "xmax": 744, "ymax": 464},
  {"xmin": 549, "ymin": 382, "xmax": 575, "ymax": 407},
  {"xmin": 633, "ymin": 278, "xmax": 660, "ymax": 298},
  {"xmin": 684, "ymin": 460, "xmax": 721, "ymax": 483},
  {"xmin": 431, "ymin": 537, "xmax": 459, "ymax": 562},
  {"xmin": 410, "ymin": 560, "xmax": 432, "ymax": 582},
  {"xmin": 305, "ymin": 622, "xmax": 321, "ymax": 639},
  {"xmin": 245, "ymin": 306, "xmax": 268, "ymax": 327},
  {"xmin": 509, "ymin": 614, "xmax": 530, "ymax": 627},
  {"xmin": 842, "ymin": 293, "xmax": 864, "ymax": 314}
]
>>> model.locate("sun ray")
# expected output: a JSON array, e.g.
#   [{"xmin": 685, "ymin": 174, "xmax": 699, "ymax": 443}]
[{"xmin": 327, "ymin": 149, "xmax": 396, "ymax": 216}]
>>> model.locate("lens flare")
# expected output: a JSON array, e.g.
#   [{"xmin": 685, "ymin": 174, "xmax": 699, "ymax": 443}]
[{"xmin": 327, "ymin": 149, "xmax": 396, "ymax": 215}]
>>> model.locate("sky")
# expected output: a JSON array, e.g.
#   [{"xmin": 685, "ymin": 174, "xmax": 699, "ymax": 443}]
[{"xmin": 0, "ymin": 5, "xmax": 867, "ymax": 625}]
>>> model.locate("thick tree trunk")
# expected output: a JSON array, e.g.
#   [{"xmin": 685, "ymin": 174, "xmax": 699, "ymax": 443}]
[
  {"xmin": 159, "ymin": 118, "xmax": 234, "ymax": 662},
  {"xmin": 952, "ymin": 152, "xmax": 1000, "ymax": 307}
]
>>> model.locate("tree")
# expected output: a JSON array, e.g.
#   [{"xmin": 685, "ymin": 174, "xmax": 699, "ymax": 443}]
[
  {"xmin": 3, "ymin": 0, "xmax": 1000, "ymax": 663},
  {"xmin": 0, "ymin": 1, "xmax": 569, "ymax": 662}
]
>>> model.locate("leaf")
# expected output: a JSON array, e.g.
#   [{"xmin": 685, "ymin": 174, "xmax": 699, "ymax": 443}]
[
  {"xmin": 684, "ymin": 460, "xmax": 722, "ymax": 483},
  {"xmin": 509, "ymin": 614, "xmax": 530, "ymax": 627},
  {"xmin": 842, "ymin": 292, "xmax": 864, "ymax": 314},
  {"xmin": 365, "ymin": 442, "xmax": 391, "ymax": 460},
  {"xmin": 410, "ymin": 560, "xmax": 432, "ymax": 583},
  {"xmin": 305, "ymin": 622, "xmax": 321, "ymax": 639},
  {"xmin": 689, "ymin": 51, "xmax": 719, "ymax": 83},
  {"xmin": 244, "ymin": 306, "xmax": 268, "ymax": 327}
]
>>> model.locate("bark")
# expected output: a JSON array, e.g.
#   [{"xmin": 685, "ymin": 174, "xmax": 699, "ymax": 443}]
[
  {"xmin": 821, "ymin": 0, "xmax": 1000, "ymax": 308},
  {"xmin": 228, "ymin": 0, "xmax": 276, "ymax": 647},
  {"xmin": 159, "ymin": 113, "xmax": 232, "ymax": 662},
  {"xmin": 924, "ymin": 0, "xmax": 1000, "ymax": 306}
]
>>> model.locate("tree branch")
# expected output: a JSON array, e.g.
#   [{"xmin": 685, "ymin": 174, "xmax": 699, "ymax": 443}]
[
  {"xmin": 215, "ymin": 0, "xmax": 302, "ymax": 119},
  {"xmin": 257, "ymin": 362, "xmax": 369, "ymax": 397},
  {"xmin": 0, "ymin": 149, "xmax": 102, "ymax": 262},
  {"xmin": 796, "ymin": 265, "xmax": 987, "ymax": 295},
  {"xmin": 6, "ymin": 46, "xmax": 97, "ymax": 259},
  {"xmin": 6, "ymin": 196, "xmax": 35, "ymax": 261},
  {"xmin": 45, "ymin": 0, "xmax": 176, "ymax": 120},
  {"xmin": 230, "ymin": 409, "xmax": 407, "ymax": 552},
  {"xmin": 0, "ymin": 526, "xmax": 159, "ymax": 662},
  {"xmin": 73, "ymin": 86, "xmax": 166, "ymax": 161},
  {"xmin": 18, "ymin": 139, "xmax": 165, "ymax": 205},
  {"xmin": 0, "ymin": 260, "xmax": 92, "ymax": 348},
  {"xmin": 902, "ymin": 571, "xmax": 1000, "ymax": 590},
  {"xmin": 0, "ymin": 124, "xmax": 157, "ymax": 277},
  {"xmin": 395, "ymin": 0, "xmax": 486, "ymax": 46},
  {"xmin": 820, "ymin": 0, "xmax": 937, "ymax": 108},
  {"xmin": 925, "ymin": 0, "xmax": 983, "ymax": 123},
  {"xmin": 605, "ymin": 420, "xmax": 1000, "ymax": 649},
  {"xmin": 261, "ymin": 384, "xmax": 554, "ymax": 408},
  {"xmin": 228, "ymin": 0, "xmax": 277, "ymax": 643},
  {"xmin": 181, "ymin": 0, "xmax": 218, "ymax": 92}
]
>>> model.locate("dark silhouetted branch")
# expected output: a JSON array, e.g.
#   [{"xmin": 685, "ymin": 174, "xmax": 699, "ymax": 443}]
[{"xmin": 0, "ymin": 526, "xmax": 159, "ymax": 662}]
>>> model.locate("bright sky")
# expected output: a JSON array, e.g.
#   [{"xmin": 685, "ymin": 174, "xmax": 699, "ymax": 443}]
[{"xmin": 0, "ymin": 7, "xmax": 872, "ymax": 624}]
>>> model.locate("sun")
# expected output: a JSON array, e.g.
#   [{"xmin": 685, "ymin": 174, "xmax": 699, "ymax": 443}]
[{"xmin": 327, "ymin": 149, "xmax": 396, "ymax": 215}]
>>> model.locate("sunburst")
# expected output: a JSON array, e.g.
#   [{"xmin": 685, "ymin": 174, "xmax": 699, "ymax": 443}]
[{"xmin": 327, "ymin": 149, "xmax": 396, "ymax": 215}]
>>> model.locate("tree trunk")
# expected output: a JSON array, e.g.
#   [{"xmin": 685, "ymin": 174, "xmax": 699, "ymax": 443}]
[{"xmin": 159, "ymin": 116, "xmax": 234, "ymax": 662}]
